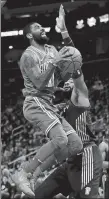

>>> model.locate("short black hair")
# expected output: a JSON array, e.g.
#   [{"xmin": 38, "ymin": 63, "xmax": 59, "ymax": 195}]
[{"xmin": 23, "ymin": 22, "xmax": 36, "ymax": 39}]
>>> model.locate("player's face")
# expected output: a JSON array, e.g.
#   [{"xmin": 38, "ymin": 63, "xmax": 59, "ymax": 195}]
[
  {"xmin": 63, "ymin": 78, "xmax": 74, "ymax": 91},
  {"xmin": 30, "ymin": 23, "xmax": 48, "ymax": 44}
]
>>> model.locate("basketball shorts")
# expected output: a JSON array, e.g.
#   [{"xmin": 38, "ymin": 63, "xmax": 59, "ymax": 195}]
[{"xmin": 23, "ymin": 96, "xmax": 74, "ymax": 136}]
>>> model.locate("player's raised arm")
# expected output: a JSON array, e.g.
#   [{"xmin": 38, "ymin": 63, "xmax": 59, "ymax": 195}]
[
  {"xmin": 56, "ymin": 5, "xmax": 75, "ymax": 47},
  {"xmin": 56, "ymin": 5, "xmax": 89, "ymax": 105},
  {"xmin": 63, "ymin": 51, "xmax": 89, "ymax": 107}
]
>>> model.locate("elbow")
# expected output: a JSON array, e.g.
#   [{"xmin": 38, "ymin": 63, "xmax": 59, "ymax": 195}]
[
  {"xmin": 75, "ymin": 136, "xmax": 83, "ymax": 154},
  {"xmin": 82, "ymin": 83, "xmax": 89, "ymax": 97}
]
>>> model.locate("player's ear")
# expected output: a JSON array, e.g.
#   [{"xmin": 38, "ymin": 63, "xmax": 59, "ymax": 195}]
[{"xmin": 26, "ymin": 33, "xmax": 33, "ymax": 40}]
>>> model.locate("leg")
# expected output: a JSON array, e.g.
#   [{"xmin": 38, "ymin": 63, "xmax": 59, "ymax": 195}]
[
  {"xmin": 35, "ymin": 164, "xmax": 72, "ymax": 199},
  {"xmin": 23, "ymin": 97, "xmax": 82, "ymax": 176},
  {"xmin": 11, "ymin": 96, "xmax": 69, "ymax": 197},
  {"xmin": 33, "ymin": 118, "xmax": 83, "ymax": 181},
  {"xmin": 11, "ymin": 96, "xmax": 82, "ymax": 197},
  {"xmin": 76, "ymin": 145, "xmax": 103, "ymax": 199},
  {"xmin": 61, "ymin": 117, "xmax": 83, "ymax": 158},
  {"xmin": 22, "ymin": 96, "xmax": 68, "ymax": 173},
  {"xmin": 78, "ymin": 178, "xmax": 101, "ymax": 199}
]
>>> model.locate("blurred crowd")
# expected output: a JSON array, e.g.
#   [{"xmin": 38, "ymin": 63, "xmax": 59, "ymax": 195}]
[
  {"xmin": 87, "ymin": 76, "xmax": 109, "ymax": 133},
  {"xmin": 1, "ymin": 75, "xmax": 109, "ymax": 199}
]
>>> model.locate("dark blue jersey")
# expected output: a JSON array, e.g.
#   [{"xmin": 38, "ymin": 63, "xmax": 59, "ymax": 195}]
[
  {"xmin": 54, "ymin": 89, "xmax": 96, "ymax": 144},
  {"xmin": 65, "ymin": 101, "xmax": 96, "ymax": 144}
]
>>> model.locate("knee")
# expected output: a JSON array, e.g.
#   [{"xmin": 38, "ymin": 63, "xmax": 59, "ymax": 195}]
[
  {"xmin": 52, "ymin": 135, "xmax": 68, "ymax": 150},
  {"xmin": 67, "ymin": 133, "xmax": 83, "ymax": 156},
  {"xmin": 59, "ymin": 135, "xmax": 68, "ymax": 147}
]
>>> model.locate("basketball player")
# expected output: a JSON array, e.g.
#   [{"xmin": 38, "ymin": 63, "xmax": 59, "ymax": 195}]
[
  {"xmin": 99, "ymin": 135, "xmax": 109, "ymax": 198},
  {"xmin": 34, "ymin": 57, "xmax": 103, "ymax": 199},
  {"xmin": 33, "ymin": 7, "xmax": 103, "ymax": 199},
  {"xmin": 33, "ymin": 65, "xmax": 103, "ymax": 199},
  {"xmin": 10, "ymin": 5, "xmax": 83, "ymax": 198}
]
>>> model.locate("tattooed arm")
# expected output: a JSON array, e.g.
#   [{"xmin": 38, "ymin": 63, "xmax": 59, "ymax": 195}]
[{"xmin": 20, "ymin": 53, "xmax": 57, "ymax": 90}]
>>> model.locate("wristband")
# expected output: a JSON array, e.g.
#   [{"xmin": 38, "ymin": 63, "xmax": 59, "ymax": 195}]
[
  {"xmin": 72, "ymin": 68, "xmax": 82, "ymax": 79},
  {"xmin": 38, "ymin": 159, "xmax": 43, "ymax": 164},
  {"xmin": 61, "ymin": 30, "xmax": 68, "ymax": 34}
]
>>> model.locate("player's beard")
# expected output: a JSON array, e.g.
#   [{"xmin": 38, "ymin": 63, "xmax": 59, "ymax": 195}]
[{"xmin": 33, "ymin": 35, "xmax": 49, "ymax": 44}]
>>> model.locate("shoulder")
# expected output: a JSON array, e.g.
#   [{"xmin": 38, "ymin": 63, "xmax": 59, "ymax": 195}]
[{"xmin": 20, "ymin": 47, "xmax": 38, "ymax": 65}]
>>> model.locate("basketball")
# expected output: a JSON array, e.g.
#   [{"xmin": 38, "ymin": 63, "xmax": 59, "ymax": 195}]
[{"xmin": 58, "ymin": 46, "xmax": 82, "ymax": 82}]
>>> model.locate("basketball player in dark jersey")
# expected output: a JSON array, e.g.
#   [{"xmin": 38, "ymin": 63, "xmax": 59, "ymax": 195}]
[
  {"xmin": 33, "ymin": 7, "xmax": 103, "ymax": 199},
  {"xmin": 34, "ymin": 67, "xmax": 103, "ymax": 199}
]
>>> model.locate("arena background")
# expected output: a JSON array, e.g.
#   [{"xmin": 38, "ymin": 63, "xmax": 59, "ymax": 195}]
[{"xmin": 1, "ymin": 0, "xmax": 109, "ymax": 199}]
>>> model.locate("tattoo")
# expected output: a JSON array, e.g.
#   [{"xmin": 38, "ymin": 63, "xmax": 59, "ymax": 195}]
[{"xmin": 21, "ymin": 53, "xmax": 37, "ymax": 69}]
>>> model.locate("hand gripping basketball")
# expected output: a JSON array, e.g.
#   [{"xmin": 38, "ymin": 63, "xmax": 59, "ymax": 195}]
[
  {"xmin": 58, "ymin": 46, "xmax": 82, "ymax": 82},
  {"xmin": 51, "ymin": 46, "xmax": 75, "ymax": 66}
]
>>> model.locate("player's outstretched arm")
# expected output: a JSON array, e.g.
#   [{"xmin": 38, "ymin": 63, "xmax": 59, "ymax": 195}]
[
  {"xmin": 71, "ymin": 72, "xmax": 90, "ymax": 107},
  {"xmin": 64, "ymin": 72, "xmax": 90, "ymax": 107},
  {"xmin": 56, "ymin": 5, "xmax": 75, "ymax": 47}
]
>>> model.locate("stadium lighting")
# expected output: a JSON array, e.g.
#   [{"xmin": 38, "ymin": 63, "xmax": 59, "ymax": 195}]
[
  {"xmin": 76, "ymin": 20, "xmax": 84, "ymax": 29},
  {"xmin": 99, "ymin": 14, "xmax": 109, "ymax": 23},
  {"xmin": 19, "ymin": 30, "xmax": 23, "ymax": 35},
  {"xmin": 87, "ymin": 17, "xmax": 96, "ymax": 27},
  {"xmin": 44, "ymin": 27, "xmax": 51, "ymax": 32},
  {"xmin": 17, "ymin": 14, "xmax": 31, "ymax": 18},
  {"xmin": 1, "ymin": 31, "xmax": 19, "ymax": 37},
  {"xmin": 1, "ymin": 28, "xmax": 51, "ymax": 37},
  {"xmin": 9, "ymin": 46, "xmax": 13, "ymax": 49}
]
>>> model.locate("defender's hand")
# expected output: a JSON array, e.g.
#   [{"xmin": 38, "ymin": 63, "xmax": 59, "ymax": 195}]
[
  {"xmin": 52, "ymin": 46, "xmax": 72, "ymax": 65},
  {"xmin": 56, "ymin": 4, "xmax": 66, "ymax": 32}
]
